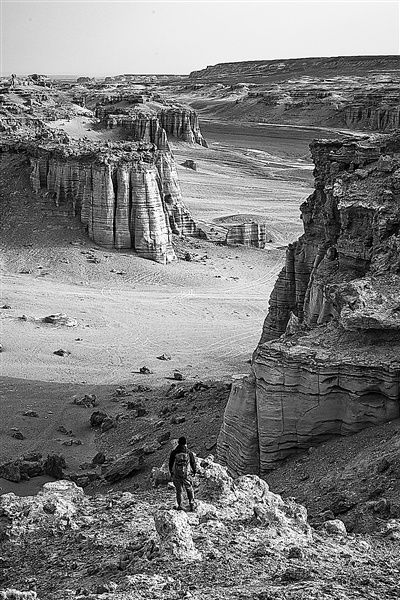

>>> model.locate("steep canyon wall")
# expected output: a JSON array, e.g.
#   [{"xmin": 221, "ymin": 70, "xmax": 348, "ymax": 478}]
[
  {"xmin": 1, "ymin": 137, "xmax": 197, "ymax": 263},
  {"xmin": 96, "ymin": 106, "xmax": 208, "ymax": 148},
  {"xmin": 218, "ymin": 133, "xmax": 400, "ymax": 475}
]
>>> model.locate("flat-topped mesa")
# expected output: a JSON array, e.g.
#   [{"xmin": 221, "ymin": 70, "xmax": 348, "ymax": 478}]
[
  {"xmin": 225, "ymin": 222, "xmax": 273, "ymax": 248},
  {"xmin": 95, "ymin": 105, "xmax": 208, "ymax": 148},
  {"xmin": 12, "ymin": 137, "xmax": 196, "ymax": 263},
  {"xmin": 158, "ymin": 108, "xmax": 208, "ymax": 147},
  {"xmin": 218, "ymin": 132, "xmax": 400, "ymax": 476},
  {"xmin": 95, "ymin": 107, "xmax": 170, "ymax": 150}
]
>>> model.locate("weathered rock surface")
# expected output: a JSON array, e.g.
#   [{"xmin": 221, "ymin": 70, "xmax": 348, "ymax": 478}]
[
  {"xmin": 154, "ymin": 509, "xmax": 202, "ymax": 560},
  {"xmin": 1, "ymin": 456, "xmax": 397, "ymax": 599},
  {"xmin": 197, "ymin": 457, "xmax": 311, "ymax": 543},
  {"xmin": 1, "ymin": 136, "xmax": 197, "ymax": 263},
  {"xmin": 0, "ymin": 591, "xmax": 37, "ymax": 599},
  {"xmin": 225, "ymin": 222, "xmax": 272, "ymax": 248},
  {"xmin": 102, "ymin": 449, "xmax": 144, "ymax": 483},
  {"xmin": 96, "ymin": 103, "xmax": 207, "ymax": 148},
  {"xmin": 189, "ymin": 56, "xmax": 400, "ymax": 132},
  {"xmin": 218, "ymin": 132, "xmax": 400, "ymax": 475},
  {"xmin": 0, "ymin": 481, "xmax": 87, "ymax": 539}
]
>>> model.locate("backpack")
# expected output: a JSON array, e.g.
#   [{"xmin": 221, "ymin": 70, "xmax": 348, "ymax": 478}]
[{"xmin": 173, "ymin": 451, "xmax": 190, "ymax": 479}]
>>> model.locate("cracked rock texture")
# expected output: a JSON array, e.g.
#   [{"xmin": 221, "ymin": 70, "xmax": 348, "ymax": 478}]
[
  {"xmin": 218, "ymin": 132, "xmax": 400, "ymax": 475},
  {"xmin": 1, "ymin": 136, "xmax": 197, "ymax": 263}
]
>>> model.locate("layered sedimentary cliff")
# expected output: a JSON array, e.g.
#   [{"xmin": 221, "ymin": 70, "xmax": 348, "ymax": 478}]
[
  {"xmin": 188, "ymin": 56, "xmax": 400, "ymax": 132},
  {"xmin": 225, "ymin": 222, "xmax": 272, "ymax": 248},
  {"xmin": 218, "ymin": 132, "xmax": 400, "ymax": 475},
  {"xmin": 2, "ymin": 135, "xmax": 196, "ymax": 263},
  {"xmin": 158, "ymin": 108, "xmax": 207, "ymax": 146},
  {"xmin": 345, "ymin": 96, "xmax": 400, "ymax": 131},
  {"xmin": 96, "ymin": 105, "xmax": 208, "ymax": 148}
]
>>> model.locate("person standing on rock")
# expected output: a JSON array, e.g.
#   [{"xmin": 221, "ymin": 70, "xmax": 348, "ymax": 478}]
[{"xmin": 169, "ymin": 436, "xmax": 196, "ymax": 512}]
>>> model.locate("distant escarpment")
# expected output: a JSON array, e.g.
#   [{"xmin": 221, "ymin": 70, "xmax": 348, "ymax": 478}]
[
  {"xmin": 1, "ymin": 135, "xmax": 196, "ymax": 263},
  {"xmin": 95, "ymin": 104, "xmax": 208, "ymax": 148},
  {"xmin": 188, "ymin": 55, "xmax": 400, "ymax": 132},
  {"xmin": 218, "ymin": 132, "xmax": 400, "ymax": 476},
  {"xmin": 190, "ymin": 55, "xmax": 400, "ymax": 83}
]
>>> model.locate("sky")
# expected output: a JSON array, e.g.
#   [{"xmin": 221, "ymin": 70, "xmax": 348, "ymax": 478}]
[{"xmin": 0, "ymin": 0, "xmax": 399, "ymax": 76}]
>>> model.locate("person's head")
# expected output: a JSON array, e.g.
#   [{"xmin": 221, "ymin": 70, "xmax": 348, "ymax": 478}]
[{"xmin": 178, "ymin": 436, "xmax": 187, "ymax": 447}]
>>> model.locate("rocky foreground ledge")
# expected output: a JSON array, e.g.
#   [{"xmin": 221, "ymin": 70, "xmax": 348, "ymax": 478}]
[
  {"xmin": 218, "ymin": 132, "xmax": 400, "ymax": 475},
  {"xmin": 2, "ymin": 456, "xmax": 399, "ymax": 600},
  {"xmin": 0, "ymin": 135, "xmax": 197, "ymax": 263}
]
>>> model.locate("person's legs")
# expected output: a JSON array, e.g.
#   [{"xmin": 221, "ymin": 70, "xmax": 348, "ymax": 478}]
[
  {"xmin": 183, "ymin": 478, "xmax": 195, "ymax": 510},
  {"xmin": 173, "ymin": 478, "xmax": 183, "ymax": 508}
]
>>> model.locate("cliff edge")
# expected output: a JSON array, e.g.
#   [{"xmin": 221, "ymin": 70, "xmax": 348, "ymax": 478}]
[{"xmin": 218, "ymin": 132, "xmax": 400, "ymax": 475}]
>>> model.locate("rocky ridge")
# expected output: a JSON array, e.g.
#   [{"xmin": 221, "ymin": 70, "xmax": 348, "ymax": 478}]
[
  {"xmin": 218, "ymin": 132, "xmax": 400, "ymax": 475},
  {"xmin": 3, "ymin": 456, "xmax": 399, "ymax": 600},
  {"xmin": 186, "ymin": 56, "xmax": 400, "ymax": 132}
]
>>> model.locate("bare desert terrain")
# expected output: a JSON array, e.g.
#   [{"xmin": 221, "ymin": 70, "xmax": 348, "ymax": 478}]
[{"xmin": 0, "ymin": 118, "xmax": 322, "ymax": 479}]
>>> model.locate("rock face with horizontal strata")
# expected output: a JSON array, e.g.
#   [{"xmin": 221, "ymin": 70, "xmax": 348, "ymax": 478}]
[
  {"xmin": 96, "ymin": 105, "xmax": 208, "ymax": 149},
  {"xmin": 225, "ymin": 222, "xmax": 272, "ymax": 248},
  {"xmin": 9, "ymin": 136, "xmax": 197, "ymax": 263},
  {"xmin": 218, "ymin": 132, "xmax": 400, "ymax": 476}
]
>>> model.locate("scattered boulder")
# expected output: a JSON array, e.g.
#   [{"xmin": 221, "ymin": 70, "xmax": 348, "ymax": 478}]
[
  {"xmin": 42, "ymin": 314, "xmax": 77, "ymax": 327},
  {"xmin": 53, "ymin": 349, "xmax": 71, "ymax": 357},
  {"xmin": 57, "ymin": 425, "xmax": 74, "ymax": 436},
  {"xmin": 90, "ymin": 411, "xmax": 108, "ymax": 428},
  {"xmin": 157, "ymin": 353, "xmax": 171, "ymax": 361},
  {"xmin": 92, "ymin": 452, "xmax": 106, "ymax": 465},
  {"xmin": 61, "ymin": 439, "xmax": 82, "ymax": 446},
  {"xmin": 139, "ymin": 366, "xmax": 153, "ymax": 374},
  {"xmin": 182, "ymin": 159, "xmax": 197, "ymax": 171},
  {"xmin": 95, "ymin": 582, "xmax": 117, "ymax": 595},
  {"xmin": 0, "ymin": 344, "xmax": 3, "ymax": 353},
  {"xmin": 0, "ymin": 461, "xmax": 22, "ymax": 483},
  {"xmin": 44, "ymin": 454, "xmax": 66, "ymax": 479},
  {"xmin": 69, "ymin": 470, "xmax": 99, "ymax": 488},
  {"xmin": 154, "ymin": 509, "xmax": 202, "ymax": 561},
  {"xmin": 23, "ymin": 411, "xmax": 39, "ymax": 418},
  {"xmin": 73, "ymin": 394, "xmax": 97, "ymax": 407},
  {"xmin": 11, "ymin": 429, "xmax": 24, "ymax": 440},
  {"xmin": 173, "ymin": 371, "xmax": 184, "ymax": 381},
  {"xmin": 103, "ymin": 450, "xmax": 144, "ymax": 483},
  {"xmin": 151, "ymin": 461, "xmax": 171, "ymax": 487},
  {"xmin": 1, "ymin": 304, "xmax": 11, "ymax": 310},
  {"xmin": 191, "ymin": 381, "xmax": 210, "ymax": 392},
  {"xmin": 131, "ymin": 384, "xmax": 151, "ymax": 393},
  {"xmin": 323, "ymin": 519, "xmax": 347, "ymax": 536}
]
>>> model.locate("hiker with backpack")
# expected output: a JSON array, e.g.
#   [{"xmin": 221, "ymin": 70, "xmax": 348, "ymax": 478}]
[{"xmin": 169, "ymin": 436, "xmax": 196, "ymax": 512}]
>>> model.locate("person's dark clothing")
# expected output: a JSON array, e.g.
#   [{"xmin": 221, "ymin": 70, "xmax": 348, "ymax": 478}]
[
  {"xmin": 169, "ymin": 444, "xmax": 196, "ymax": 476},
  {"xmin": 174, "ymin": 477, "xmax": 194, "ymax": 506},
  {"xmin": 169, "ymin": 443, "xmax": 196, "ymax": 508}
]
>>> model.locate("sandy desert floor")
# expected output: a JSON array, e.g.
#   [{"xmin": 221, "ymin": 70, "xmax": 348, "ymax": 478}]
[{"xmin": 0, "ymin": 119, "xmax": 326, "ymax": 483}]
